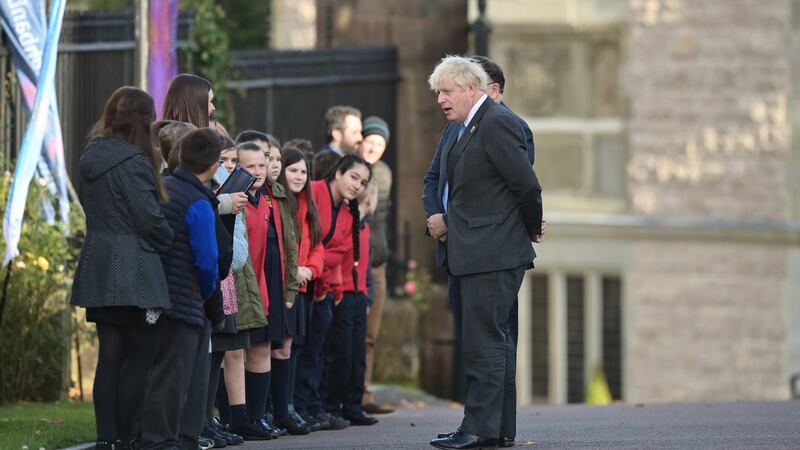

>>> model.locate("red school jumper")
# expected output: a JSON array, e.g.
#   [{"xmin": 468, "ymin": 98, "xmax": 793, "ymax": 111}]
[
  {"xmin": 295, "ymin": 190, "xmax": 324, "ymax": 293},
  {"xmin": 310, "ymin": 180, "xmax": 353, "ymax": 301},
  {"xmin": 245, "ymin": 185, "xmax": 288, "ymax": 315},
  {"xmin": 339, "ymin": 219, "xmax": 370, "ymax": 297}
]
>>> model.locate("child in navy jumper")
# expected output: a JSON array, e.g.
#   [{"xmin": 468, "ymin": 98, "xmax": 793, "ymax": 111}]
[{"xmin": 139, "ymin": 128, "xmax": 223, "ymax": 449}]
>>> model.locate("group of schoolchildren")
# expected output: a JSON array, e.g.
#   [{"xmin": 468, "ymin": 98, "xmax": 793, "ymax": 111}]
[{"xmin": 71, "ymin": 74, "xmax": 393, "ymax": 450}]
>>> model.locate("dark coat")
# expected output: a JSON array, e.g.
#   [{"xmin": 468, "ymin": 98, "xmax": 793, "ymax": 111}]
[
  {"xmin": 367, "ymin": 160, "xmax": 392, "ymax": 267},
  {"xmin": 501, "ymin": 101, "xmax": 535, "ymax": 165},
  {"xmin": 444, "ymin": 99, "xmax": 542, "ymax": 276},
  {"xmin": 71, "ymin": 137, "xmax": 174, "ymax": 309},
  {"xmin": 423, "ymin": 101, "xmax": 538, "ymax": 269}
]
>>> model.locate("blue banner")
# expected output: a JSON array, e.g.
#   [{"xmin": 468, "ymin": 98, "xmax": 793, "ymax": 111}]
[
  {"xmin": 1, "ymin": 0, "xmax": 66, "ymax": 265},
  {"xmin": 0, "ymin": 0, "xmax": 70, "ymax": 228}
]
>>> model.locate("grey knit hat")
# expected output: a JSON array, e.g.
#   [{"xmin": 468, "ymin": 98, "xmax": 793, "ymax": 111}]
[{"xmin": 361, "ymin": 116, "xmax": 390, "ymax": 143}]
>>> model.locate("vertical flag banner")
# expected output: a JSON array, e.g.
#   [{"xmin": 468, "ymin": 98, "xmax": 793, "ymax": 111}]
[
  {"xmin": 1, "ymin": 0, "xmax": 66, "ymax": 265},
  {"xmin": 148, "ymin": 0, "xmax": 179, "ymax": 119},
  {"xmin": 0, "ymin": 0, "xmax": 70, "ymax": 228}
]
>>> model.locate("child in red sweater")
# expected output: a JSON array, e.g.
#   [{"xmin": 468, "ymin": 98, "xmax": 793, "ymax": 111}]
[{"xmin": 325, "ymin": 181, "xmax": 379, "ymax": 425}]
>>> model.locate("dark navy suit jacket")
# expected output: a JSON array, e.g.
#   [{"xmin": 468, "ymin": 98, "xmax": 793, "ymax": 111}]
[
  {"xmin": 422, "ymin": 122, "xmax": 460, "ymax": 267},
  {"xmin": 422, "ymin": 103, "xmax": 536, "ymax": 268},
  {"xmin": 503, "ymin": 101, "xmax": 535, "ymax": 165}
]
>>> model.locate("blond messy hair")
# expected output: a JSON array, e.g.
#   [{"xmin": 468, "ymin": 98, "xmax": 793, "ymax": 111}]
[{"xmin": 428, "ymin": 55, "xmax": 489, "ymax": 93}]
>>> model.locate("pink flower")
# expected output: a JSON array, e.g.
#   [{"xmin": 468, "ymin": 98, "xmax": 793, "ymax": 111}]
[
  {"xmin": 407, "ymin": 259, "xmax": 418, "ymax": 270},
  {"xmin": 404, "ymin": 280, "xmax": 417, "ymax": 296}
]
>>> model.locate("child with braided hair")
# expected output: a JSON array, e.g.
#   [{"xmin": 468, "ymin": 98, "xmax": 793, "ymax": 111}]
[
  {"xmin": 294, "ymin": 155, "xmax": 371, "ymax": 430},
  {"xmin": 325, "ymin": 180, "xmax": 379, "ymax": 426},
  {"xmin": 324, "ymin": 156, "xmax": 377, "ymax": 425}
]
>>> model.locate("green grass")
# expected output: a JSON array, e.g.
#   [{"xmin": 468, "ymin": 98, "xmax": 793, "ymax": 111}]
[{"xmin": 0, "ymin": 402, "xmax": 94, "ymax": 450}]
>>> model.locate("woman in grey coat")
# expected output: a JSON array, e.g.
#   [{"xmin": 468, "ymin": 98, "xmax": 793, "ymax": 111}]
[{"xmin": 70, "ymin": 86, "xmax": 174, "ymax": 450}]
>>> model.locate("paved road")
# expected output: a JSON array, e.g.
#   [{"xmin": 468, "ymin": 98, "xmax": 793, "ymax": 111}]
[{"xmin": 232, "ymin": 401, "xmax": 800, "ymax": 449}]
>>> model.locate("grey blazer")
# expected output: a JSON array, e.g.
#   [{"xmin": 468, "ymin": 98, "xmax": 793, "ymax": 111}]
[
  {"xmin": 71, "ymin": 137, "xmax": 175, "ymax": 310},
  {"xmin": 445, "ymin": 99, "xmax": 542, "ymax": 276}
]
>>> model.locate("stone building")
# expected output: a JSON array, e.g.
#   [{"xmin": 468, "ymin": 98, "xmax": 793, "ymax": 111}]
[
  {"xmin": 474, "ymin": 0, "xmax": 800, "ymax": 405},
  {"xmin": 272, "ymin": 0, "xmax": 800, "ymax": 404}
]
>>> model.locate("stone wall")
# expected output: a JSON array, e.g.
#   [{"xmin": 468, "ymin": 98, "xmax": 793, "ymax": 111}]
[
  {"xmin": 626, "ymin": 241, "xmax": 789, "ymax": 401},
  {"xmin": 627, "ymin": 0, "xmax": 791, "ymax": 220},
  {"xmin": 625, "ymin": 0, "xmax": 794, "ymax": 401}
]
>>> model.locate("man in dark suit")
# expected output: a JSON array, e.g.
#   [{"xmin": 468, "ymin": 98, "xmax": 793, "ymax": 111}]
[
  {"xmin": 424, "ymin": 55, "xmax": 541, "ymax": 409},
  {"xmin": 424, "ymin": 56, "xmax": 543, "ymax": 449}
]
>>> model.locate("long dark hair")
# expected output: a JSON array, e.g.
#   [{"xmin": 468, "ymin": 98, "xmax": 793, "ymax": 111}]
[
  {"xmin": 279, "ymin": 147, "xmax": 322, "ymax": 247},
  {"xmin": 328, "ymin": 154, "xmax": 372, "ymax": 289},
  {"xmin": 89, "ymin": 86, "xmax": 166, "ymax": 202},
  {"xmin": 162, "ymin": 73, "xmax": 212, "ymax": 128}
]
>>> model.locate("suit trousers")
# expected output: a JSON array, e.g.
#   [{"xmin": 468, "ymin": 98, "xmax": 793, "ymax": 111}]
[
  {"xmin": 458, "ymin": 267, "xmax": 525, "ymax": 439},
  {"xmin": 450, "ymin": 275, "xmax": 519, "ymax": 404},
  {"xmin": 363, "ymin": 264, "xmax": 387, "ymax": 405},
  {"xmin": 325, "ymin": 292, "xmax": 368, "ymax": 417},
  {"xmin": 294, "ymin": 295, "xmax": 333, "ymax": 415},
  {"xmin": 139, "ymin": 316, "xmax": 210, "ymax": 449}
]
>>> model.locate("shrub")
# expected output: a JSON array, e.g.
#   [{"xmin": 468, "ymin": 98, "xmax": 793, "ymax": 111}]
[{"xmin": 0, "ymin": 173, "xmax": 84, "ymax": 404}]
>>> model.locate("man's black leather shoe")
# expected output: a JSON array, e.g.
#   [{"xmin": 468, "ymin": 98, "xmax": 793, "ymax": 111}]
[
  {"xmin": 437, "ymin": 426, "xmax": 463, "ymax": 438},
  {"xmin": 430, "ymin": 430, "xmax": 499, "ymax": 449},
  {"xmin": 498, "ymin": 436, "xmax": 514, "ymax": 447},
  {"xmin": 437, "ymin": 430, "xmax": 513, "ymax": 448}
]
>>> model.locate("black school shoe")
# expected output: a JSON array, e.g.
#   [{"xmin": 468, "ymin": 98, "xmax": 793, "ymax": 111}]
[
  {"xmin": 263, "ymin": 413, "xmax": 287, "ymax": 436},
  {"xmin": 212, "ymin": 425, "xmax": 244, "ymax": 446},
  {"xmin": 300, "ymin": 412, "xmax": 327, "ymax": 431},
  {"xmin": 211, "ymin": 419, "xmax": 244, "ymax": 446},
  {"xmin": 275, "ymin": 412, "xmax": 312, "ymax": 435},
  {"xmin": 227, "ymin": 420, "xmax": 276, "ymax": 441},
  {"xmin": 198, "ymin": 436, "xmax": 215, "ymax": 450},
  {"xmin": 314, "ymin": 411, "xmax": 350, "ymax": 430},
  {"xmin": 342, "ymin": 411, "xmax": 378, "ymax": 426},
  {"xmin": 200, "ymin": 427, "xmax": 227, "ymax": 448},
  {"xmin": 303, "ymin": 415, "xmax": 323, "ymax": 432},
  {"xmin": 211, "ymin": 417, "xmax": 244, "ymax": 445}
]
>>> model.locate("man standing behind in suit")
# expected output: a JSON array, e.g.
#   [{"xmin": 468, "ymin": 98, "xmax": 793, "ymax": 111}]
[
  {"xmin": 425, "ymin": 56, "xmax": 543, "ymax": 450},
  {"xmin": 470, "ymin": 55, "xmax": 534, "ymax": 166}
]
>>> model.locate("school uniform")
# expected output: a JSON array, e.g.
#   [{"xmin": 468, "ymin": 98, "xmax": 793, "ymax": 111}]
[
  {"xmin": 325, "ymin": 219, "xmax": 371, "ymax": 419},
  {"xmin": 287, "ymin": 190, "xmax": 324, "ymax": 419},
  {"xmin": 294, "ymin": 180, "xmax": 353, "ymax": 417},
  {"xmin": 245, "ymin": 183, "xmax": 296, "ymax": 343},
  {"xmin": 138, "ymin": 166, "xmax": 219, "ymax": 449},
  {"xmin": 293, "ymin": 190, "xmax": 325, "ymax": 343}
]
